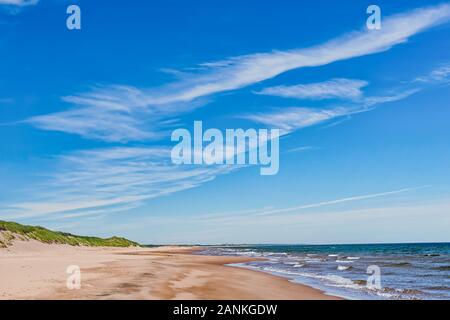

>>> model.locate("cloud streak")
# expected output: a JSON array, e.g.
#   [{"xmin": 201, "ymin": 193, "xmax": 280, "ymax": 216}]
[
  {"xmin": 9, "ymin": 3, "xmax": 450, "ymax": 226},
  {"xmin": 26, "ymin": 86, "xmax": 204, "ymax": 142},
  {"xmin": 254, "ymin": 186, "xmax": 432, "ymax": 216},
  {"xmin": 3, "ymin": 147, "xmax": 234, "ymax": 219},
  {"xmin": 243, "ymin": 106, "xmax": 356, "ymax": 134},
  {"xmin": 255, "ymin": 79, "xmax": 368, "ymax": 101},
  {"xmin": 24, "ymin": 3, "xmax": 450, "ymax": 142},
  {"xmin": 0, "ymin": 0, "xmax": 38, "ymax": 7},
  {"xmin": 413, "ymin": 64, "xmax": 450, "ymax": 83},
  {"xmin": 243, "ymin": 86, "xmax": 420, "ymax": 134},
  {"xmin": 146, "ymin": 3, "xmax": 450, "ymax": 104}
]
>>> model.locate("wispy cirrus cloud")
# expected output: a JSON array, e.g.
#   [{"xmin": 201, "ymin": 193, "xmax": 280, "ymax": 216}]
[
  {"xmin": 362, "ymin": 89, "xmax": 420, "ymax": 107},
  {"xmin": 255, "ymin": 79, "xmax": 369, "ymax": 101},
  {"xmin": 17, "ymin": 70, "xmax": 442, "ymax": 221},
  {"xmin": 150, "ymin": 186, "xmax": 431, "ymax": 225},
  {"xmin": 0, "ymin": 0, "xmax": 37, "ymax": 5},
  {"xmin": 16, "ymin": 74, "xmax": 440, "ymax": 220},
  {"xmin": 242, "ymin": 89, "xmax": 418, "ymax": 134},
  {"xmin": 145, "ymin": 3, "xmax": 450, "ymax": 104},
  {"xmin": 413, "ymin": 64, "xmax": 450, "ymax": 83},
  {"xmin": 11, "ymin": 4, "xmax": 450, "ymax": 224},
  {"xmin": 253, "ymin": 186, "xmax": 431, "ymax": 216},
  {"xmin": 285, "ymin": 146, "xmax": 315, "ymax": 154},
  {"xmin": 244, "ymin": 106, "xmax": 356, "ymax": 134},
  {"xmin": 243, "ymin": 80, "xmax": 423, "ymax": 134},
  {"xmin": 26, "ymin": 85, "xmax": 204, "ymax": 143},
  {"xmin": 24, "ymin": 4, "xmax": 450, "ymax": 142},
  {"xmin": 87, "ymin": 186, "xmax": 439, "ymax": 244},
  {"xmin": 2, "ymin": 147, "xmax": 234, "ymax": 219}
]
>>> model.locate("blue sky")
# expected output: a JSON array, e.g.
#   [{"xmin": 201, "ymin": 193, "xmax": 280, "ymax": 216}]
[{"xmin": 1, "ymin": 0, "xmax": 450, "ymax": 244}]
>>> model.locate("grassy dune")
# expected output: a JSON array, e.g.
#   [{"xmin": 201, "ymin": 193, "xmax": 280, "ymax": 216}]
[{"xmin": 0, "ymin": 220, "xmax": 139, "ymax": 248}]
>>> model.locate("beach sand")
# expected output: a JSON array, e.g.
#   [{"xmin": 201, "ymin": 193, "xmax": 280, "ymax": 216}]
[{"xmin": 0, "ymin": 240, "xmax": 339, "ymax": 300}]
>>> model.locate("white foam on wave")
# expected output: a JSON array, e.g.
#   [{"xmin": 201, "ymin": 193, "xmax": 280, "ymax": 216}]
[
  {"xmin": 293, "ymin": 272, "xmax": 360, "ymax": 290},
  {"xmin": 261, "ymin": 266, "xmax": 300, "ymax": 276},
  {"xmin": 337, "ymin": 265, "xmax": 351, "ymax": 271},
  {"xmin": 347, "ymin": 257, "xmax": 360, "ymax": 260},
  {"xmin": 305, "ymin": 258, "xmax": 324, "ymax": 263},
  {"xmin": 235, "ymin": 260, "xmax": 400, "ymax": 300},
  {"xmin": 266, "ymin": 252, "xmax": 288, "ymax": 256},
  {"xmin": 232, "ymin": 250, "xmax": 261, "ymax": 256},
  {"xmin": 335, "ymin": 260, "xmax": 353, "ymax": 263}
]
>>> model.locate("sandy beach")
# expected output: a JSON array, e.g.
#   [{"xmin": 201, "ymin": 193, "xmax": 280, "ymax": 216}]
[{"xmin": 0, "ymin": 240, "xmax": 338, "ymax": 300}]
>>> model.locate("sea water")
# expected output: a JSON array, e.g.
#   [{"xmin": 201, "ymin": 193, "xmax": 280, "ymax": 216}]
[{"xmin": 199, "ymin": 243, "xmax": 450, "ymax": 300}]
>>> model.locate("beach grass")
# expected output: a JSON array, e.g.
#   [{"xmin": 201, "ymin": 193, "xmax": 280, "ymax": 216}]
[{"xmin": 0, "ymin": 220, "xmax": 139, "ymax": 248}]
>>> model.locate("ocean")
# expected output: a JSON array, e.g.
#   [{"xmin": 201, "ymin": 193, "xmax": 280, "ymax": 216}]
[{"xmin": 199, "ymin": 243, "xmax": 450, "ymax": 300}]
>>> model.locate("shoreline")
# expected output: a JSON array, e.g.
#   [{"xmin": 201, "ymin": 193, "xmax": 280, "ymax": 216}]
[
  {"xmin": 191, "ymin": 247, "xmax": 343, "ymax": 299},
  {"xmin": 0, "ymin": 241, "xmax": 340, "ymax": 300}
]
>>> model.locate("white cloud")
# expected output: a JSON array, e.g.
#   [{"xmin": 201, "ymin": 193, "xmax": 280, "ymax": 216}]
[
  {"xmin": 361, "ymin": 89, "xmax": 420, "ymax": 107},
  {"xmin": 16, "ymin": 79, "xmax": 433, "ymax": 221},
  {"xmin": 3, "ymin": 147, "xmax": 234, "ymax": 219},
  {"xmin": 285, "ymin": 146, "xmax": 315, "ymax": 154},
  {"xmin": 413, "ymin": 64, "xmax": 450, "ymax": 83},
  {"xmin": 243, "ymin": 88, "xmax": 419, "ymax": 134},
  {"xmin": 256, "ymin": 79, "xmax": 368, "ymax": 100},
  {"xmin": 10, "ymin": 3, "xmax": 450, "ymax": 225},
  {"xmin": 243, "ymin": 106, "xmax": 355, "ymax": 134},
  {"xmin": 0, "ymin": 0, "xmax": 38, "ymax": 6},
  {"xmin": 25, "ymin": 4, "xmax": 450, "ymax": 142},
  {"xmin": 145, "ymin": 3, "xmax": 450, "ymax": 104},
  {"xmin": 26, "ymin": 86, "xmax": 203, "ymax": 142},
  {"xmin": 160, "ymin": 186, "xmax": 431, "ymax": 225},
  {"xmin": 254, "ymin": 186, "xmax": 431, "ymax": 216},
  {"xmin": 92, "ymin": 188, "xmax": 446, "ymax": 244}
]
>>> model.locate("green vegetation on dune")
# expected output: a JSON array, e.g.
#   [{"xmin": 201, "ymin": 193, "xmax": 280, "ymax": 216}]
[{"xmin": 0, "ymin": 220, "xmax": 140, "ymax": 248}]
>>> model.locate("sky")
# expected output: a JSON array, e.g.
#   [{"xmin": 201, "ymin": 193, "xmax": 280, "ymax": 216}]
[{"xmin": 0, "ymin": 0, "xmax": 450, "ymax": 244}]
